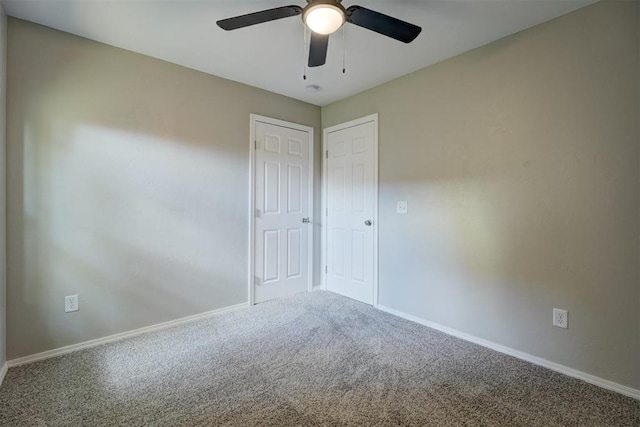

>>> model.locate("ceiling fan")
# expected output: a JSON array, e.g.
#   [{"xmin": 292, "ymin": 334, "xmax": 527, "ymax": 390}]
[{"xmin": 217, "ymin": 0, "xmax": 422, "ymax": 68}]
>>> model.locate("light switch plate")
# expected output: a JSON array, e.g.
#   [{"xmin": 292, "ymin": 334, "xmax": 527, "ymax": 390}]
[{"xmin": 397, "ymin": 201, "xmax": 408, "ymax": 214}]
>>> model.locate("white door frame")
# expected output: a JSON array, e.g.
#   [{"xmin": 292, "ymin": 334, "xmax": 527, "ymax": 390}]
[
  {"xmin": 249, "ymin": 114, "xmax": 314, "ymax": 306},
  {"xmin": 321, "ymin": 113, "xmax": 379, "ymax": 307}
]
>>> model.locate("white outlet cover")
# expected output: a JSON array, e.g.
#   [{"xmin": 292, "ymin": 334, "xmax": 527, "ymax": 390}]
[
  {"xmin": 397, "ymin": 201, "xmax": 408, "ymax": 214},
  {"xmin": 553, "ymin": 308, "xmax": 568, "ymax": 329},
  {"xmin": 65, "ymin": 295, "xmax": 79, "ymax": 313}
]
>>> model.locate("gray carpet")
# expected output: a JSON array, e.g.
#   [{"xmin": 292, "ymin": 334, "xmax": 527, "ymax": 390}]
[{"xmin": 0, "ymin": 291, "xmax": 638, "ymax": 426}]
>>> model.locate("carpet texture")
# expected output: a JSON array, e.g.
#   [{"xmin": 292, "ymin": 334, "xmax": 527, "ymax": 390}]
[{"xmin": 0, "ymin": 291, "xmax": 638, "ymax": 426}]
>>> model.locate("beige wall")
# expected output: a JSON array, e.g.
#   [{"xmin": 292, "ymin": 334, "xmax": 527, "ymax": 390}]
[
  {"xmin": 0, "ymin": 6, "xmax": 6, "ymax": 368},
  {"xmin": 5, "ymin": 0, "xmax": 638, "ymax": 390},
  {"xmin": 323, "ymin": 0, "xmax": 639, "ymax": 389},
  {"xmin": 6, "ymin": 19, "xmax": 321, "ymax": 359}
]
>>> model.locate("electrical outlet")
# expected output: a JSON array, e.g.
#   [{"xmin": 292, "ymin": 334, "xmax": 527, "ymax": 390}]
[
  {"xmin": 65, "ymin": 295, "xmax": 79, "ymax": 313},
  {"xmin": 553, "ymin": 308, "xmax": 568, "ymax": 329},
  {"xmin": 397, "ymin": 201, "xmax": 408, "ymax": 214}
]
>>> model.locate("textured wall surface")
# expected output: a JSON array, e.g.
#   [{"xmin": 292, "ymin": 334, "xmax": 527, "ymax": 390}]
[
  {"xmin": 323, "ymin": 0, "xmax": 639, "ymax": 388},
  {"xmin": 6, "ymin": 19, "xmax": 320, "ymax": 359},
  {"xmin": 0, "ymin": 6, "xmax": 7, "ymax": 368}
]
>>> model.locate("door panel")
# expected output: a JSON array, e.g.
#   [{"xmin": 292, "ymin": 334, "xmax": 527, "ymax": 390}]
[
  {"xmin": 287, "ymin": 165, "xmax": 302, "ymax": 213},
  {"xmin": 255, "ymin": 121, "xmax": 310, "ymax": 304},
  {"xmin": 326, "ymin": 121, "xmax": 375, "ymax": 304},
  {"xmin": 351, "ymin": 230, "xmax": 365, "ymax": 282},
  {"xmin": 264, "ymin": 162, "xmax": 280, "ymax": 214},
  {"xmin": 253, "ymin": 121, "xmax": 311, "ymax": 303},
  {"xmin": 263, "ymin": 230, "xmax": 280, "ymax": 283},
  {"xmin": 332, "ymin": 228, "xmax": 345, "ymax": 277},
  {"xmin": 287, "ymin": 228, "xmax": 301, "ymax": 278},
  {"xmin": 352, "ymin": 164, "xmax": 365, "ymax": 212}
]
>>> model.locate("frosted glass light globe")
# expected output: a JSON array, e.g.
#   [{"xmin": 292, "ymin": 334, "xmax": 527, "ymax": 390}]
[{"xmin": 304, "ymin": 4, "xmax": 345, "ymax": 35}]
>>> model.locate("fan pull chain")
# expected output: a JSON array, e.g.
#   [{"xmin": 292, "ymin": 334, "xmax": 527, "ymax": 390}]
[
  {"xmin": 303, "ymin": 24, "xmax": 307, "ymax": 80},
  {"xmin": 342, "ymin": 25, "xmax": 346, "ymax": 74}
]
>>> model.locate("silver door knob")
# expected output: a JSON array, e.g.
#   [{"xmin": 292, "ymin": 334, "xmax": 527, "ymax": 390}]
[{"xmin": 364, "ymin": 220, "xmax": 372, "ymax": 226}]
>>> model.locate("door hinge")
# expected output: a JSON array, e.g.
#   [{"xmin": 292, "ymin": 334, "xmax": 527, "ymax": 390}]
[
  {"xmin": 326, "ymin": 208, "xmax": 328, "ymax": 216},
  {"xmin": 255, "ymin": 140, "xmax": 258, "ymax": 150},
  {"xmin": 254, "ymin": 276, "xmax": 261, "ymax": 286},
  {"xmin": 325, "ymin": 266, "xmax": 328, "ymax": 274},
  {"xmin": 325, "ymin": 150, "xmax": 328, "ymax": 159},
  {"xmin": 255, "ymin": 208, "xmax": 261, "ymax": 218}
]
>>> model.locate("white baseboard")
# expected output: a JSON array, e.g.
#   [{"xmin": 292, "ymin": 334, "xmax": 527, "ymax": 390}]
[
  {"xmin": 0, "ymin": 362, "xmax": 7, "ymax": 387},
  {"xmin": 377, "ymin": 304, "xmax": 640, "ymax": 401},
  {"xmin": 7, "ymin": 302, "xmax": 249, "ymax": 368}
]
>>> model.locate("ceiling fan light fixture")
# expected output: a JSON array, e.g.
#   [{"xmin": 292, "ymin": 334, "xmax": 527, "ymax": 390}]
[
  {"xmin": 217, "ymin": 1, "xmax": 422, "ymax": 70},
  {"xmin": 303, "ymin": 3, "xmax": 345, "ymax": 35}
]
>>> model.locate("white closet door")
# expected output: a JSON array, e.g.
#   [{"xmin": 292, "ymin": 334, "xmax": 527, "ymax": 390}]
[
  {"xmin": 326, "ymin": 120, "xmax": 375, "ymax": 304},
  {"xmin": 254, "ymin": 121, "xmax": 310, "ymax": 304}
]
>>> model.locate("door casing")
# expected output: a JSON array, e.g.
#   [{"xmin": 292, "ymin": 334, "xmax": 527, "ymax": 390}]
[
  {"xmin": 321, "ymin": 113, "xmax": 379, "ymax": 306},
  {"xmin": 249, "ymin": 114, "xmax": 314, "ymax": 305}
]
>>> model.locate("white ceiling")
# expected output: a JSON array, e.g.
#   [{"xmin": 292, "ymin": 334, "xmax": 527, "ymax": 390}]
[{"xmin": 3, "ymin": 0, "xmax": 597, "ymax": 106}]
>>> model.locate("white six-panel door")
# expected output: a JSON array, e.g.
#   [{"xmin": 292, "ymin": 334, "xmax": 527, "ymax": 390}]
[
  {"xmin": 325, "ymin": 117, "xmax": 377, "ymax": 305},
  {"xmin": 253, "ymin": 119, "xmax": 312, "ymax": 304}
]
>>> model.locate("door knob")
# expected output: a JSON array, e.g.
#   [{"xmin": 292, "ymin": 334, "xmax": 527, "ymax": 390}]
[
  {"xmin": 364, "ymin": 220, "xmax": 372, "ymax": 226},
  {"xmin": 302, "ymin": 218, "xmax": 310, "ymax": 223}
]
